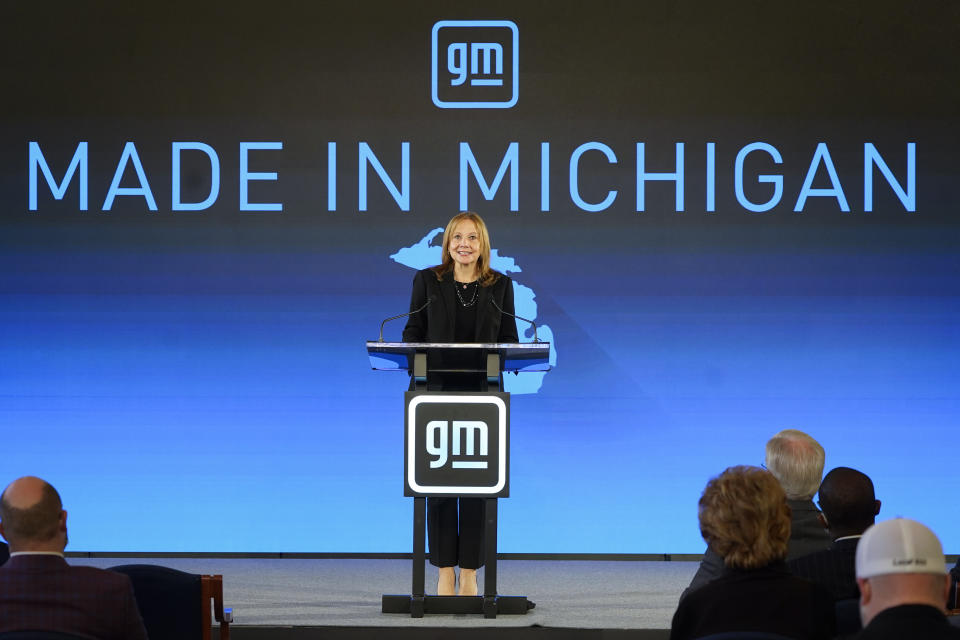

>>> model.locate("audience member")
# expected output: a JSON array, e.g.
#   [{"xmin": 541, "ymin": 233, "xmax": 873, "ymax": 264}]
[
  {"xmin": 0, "ymin": 540, "xmax": 8, "ymax": 566},
  {"xmin": 670, "ymin": 465, "xmax": 835, "ymax": 640},
  {"xmin": 681, "ymin": 429, "xmax": 832, "ymax": 598},
  {"xmin": 788, "ymin": 466, "xmax": 881, "ymax": 600},
  {"xmin": 0, "ymin": 476, "xmax": 148, "ymax": 640},
  {"xmin": 855, "ymin": 518, "xmax": 959, "ymax": 639}
]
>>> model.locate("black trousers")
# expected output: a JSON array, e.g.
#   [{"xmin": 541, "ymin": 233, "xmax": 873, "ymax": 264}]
[
  {"xmin": 427, "ymin": 497, "xmax": 484, "ymax": 569},
  {"xmin": 422, "ymin": 369, "xmax": 488, "ymax": 569}
]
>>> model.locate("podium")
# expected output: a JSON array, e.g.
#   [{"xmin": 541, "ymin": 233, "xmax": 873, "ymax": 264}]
[{"xmin": 367, "ymin": 341, "xmax": 550, "ymax": 618}]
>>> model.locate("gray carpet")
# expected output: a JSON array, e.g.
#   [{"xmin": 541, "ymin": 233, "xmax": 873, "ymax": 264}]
[{"xmin": 72, "ymin": 557, "xmax": 698, "ymax": 628}]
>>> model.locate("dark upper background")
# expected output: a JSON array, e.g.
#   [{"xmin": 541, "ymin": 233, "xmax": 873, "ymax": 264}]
[{"xmin": 1, "ymin": 1, "xmax": 958, "ymax": 118}]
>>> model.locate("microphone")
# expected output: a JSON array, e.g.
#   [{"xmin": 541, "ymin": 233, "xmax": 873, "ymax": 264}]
[
  {"xmin": 378, "ymin": 295, "xmax": 436, "ymax": 342},
  {"xmin": 490, "ymin": 297, "xmax": 540, "ymax": 343}
]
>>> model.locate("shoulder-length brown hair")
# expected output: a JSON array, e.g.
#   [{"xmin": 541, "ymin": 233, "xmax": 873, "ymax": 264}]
[
  {"xmin": 432, "ymin": 211, "xmax": 500, "ymax": 286},
  {"xmin": 698, "ymin": 465, "xmax": 791, "ymax": 570}
]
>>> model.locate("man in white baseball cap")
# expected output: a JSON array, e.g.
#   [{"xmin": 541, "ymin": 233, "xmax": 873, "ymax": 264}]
[{"xmin": 855, "ymin": 518, "xmax": 958, "ymax": 639}]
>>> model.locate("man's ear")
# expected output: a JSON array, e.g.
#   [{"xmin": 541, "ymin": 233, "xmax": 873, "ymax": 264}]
[
  {"xmin": 874, "ymin": 500, "xmax": 881, "ymax": 516},
  {"xmin": 0, "ymin": 521, "xmax": 6, "ymax": 542},
  {"xmin": 858, "ymin": 578, "xmax": 871, "ymax": 606}
]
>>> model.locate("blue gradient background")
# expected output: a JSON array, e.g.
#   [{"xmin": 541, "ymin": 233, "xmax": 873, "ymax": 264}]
[{"xmin": 1, "ymin": 2, "xmax": 958, "ymax": 552}]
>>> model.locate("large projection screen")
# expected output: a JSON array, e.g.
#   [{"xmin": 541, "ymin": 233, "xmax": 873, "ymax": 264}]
[{"xmin": 1, "ymin": 2, "xmax": 957, "ymax": 553}]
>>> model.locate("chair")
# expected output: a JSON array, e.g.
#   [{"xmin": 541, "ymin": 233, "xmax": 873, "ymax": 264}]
[{"xmin": 109, "ymin": 564, "xmax": 230, "ymax": 640}]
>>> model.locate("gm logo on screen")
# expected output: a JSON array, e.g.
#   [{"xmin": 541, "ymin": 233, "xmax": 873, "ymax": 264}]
[
  {"xmin": 431, "ymin": 20, "xmax": 519, "ymax": 109},
  {"xmin": 405, "ymin": 393, "xmax": 509, "ymax": 496}
]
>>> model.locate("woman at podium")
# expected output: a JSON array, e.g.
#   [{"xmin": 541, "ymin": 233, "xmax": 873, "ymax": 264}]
[{"xmin": 402, "ymin": 211, "xmax": 519, "ymax": 596}]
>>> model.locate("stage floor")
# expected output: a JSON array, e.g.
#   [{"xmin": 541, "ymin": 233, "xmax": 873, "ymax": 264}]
[{"xmin": 71, "ymin": 557, "xmax": 698, "ymax": 629}]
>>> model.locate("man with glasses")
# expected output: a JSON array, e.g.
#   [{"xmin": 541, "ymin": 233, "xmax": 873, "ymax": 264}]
[{"xmin": 680, "ymin": 429, "xmax": 832, "ymax": 600}]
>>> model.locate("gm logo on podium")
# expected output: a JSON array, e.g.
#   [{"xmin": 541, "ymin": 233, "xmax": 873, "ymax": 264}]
[
  {"xmin": 405, "ymin": 392, "xmax": 509, "ymax": 496},
  {"xmin": 431, "ymin": 20, "xmax": 519, "ymax": 109}
]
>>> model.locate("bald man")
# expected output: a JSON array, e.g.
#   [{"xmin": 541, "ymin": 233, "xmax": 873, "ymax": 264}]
[
  {"xmin": 0, "ymin": 476, "xmax": 148, "ymax": 640},
  {"xmin": 855, "ymin": 518, "xmax": 959, "ymax": 639}
]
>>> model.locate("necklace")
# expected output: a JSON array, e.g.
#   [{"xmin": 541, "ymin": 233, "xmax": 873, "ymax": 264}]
[{"xmin": 454, "ymin": 279, "xmax": 479, "ymax": 307}]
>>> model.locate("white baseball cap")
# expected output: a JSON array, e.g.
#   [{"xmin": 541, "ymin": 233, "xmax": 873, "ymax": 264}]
[{"xmin": 855, "ymin": 518, "xmax": 946, "ymax": 579}]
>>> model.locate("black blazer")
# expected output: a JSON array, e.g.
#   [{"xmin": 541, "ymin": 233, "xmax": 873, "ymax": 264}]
[
  {"xmin": 670, "ymin": 562, "xmax": 836, "ymax": 640},
  {"xmin": 787, "ymin": 536, "xmax": 860, "ymax": 600},
  {"xmin": 402, "ymin": 268, "xmax": 519, "ymax": 344}
]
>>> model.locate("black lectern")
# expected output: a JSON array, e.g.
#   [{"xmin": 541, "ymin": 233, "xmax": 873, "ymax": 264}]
[{"xmin": 367, "ymin": 341, "xmax": 549, "ymax": 618}]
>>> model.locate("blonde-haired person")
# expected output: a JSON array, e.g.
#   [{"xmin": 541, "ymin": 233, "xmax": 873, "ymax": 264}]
[
  {"xmin": 402, "ymin": 212, "xmax": 519, "ymax": 596},
  {"xmin": 671, "ymin": 466, "xmax": 835, "ymax": 640}
]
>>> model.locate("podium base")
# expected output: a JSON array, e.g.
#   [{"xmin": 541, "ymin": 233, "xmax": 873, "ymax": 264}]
[{"xmin": 381, "ymin": 594, "xmax": 535, "ymax": 618}]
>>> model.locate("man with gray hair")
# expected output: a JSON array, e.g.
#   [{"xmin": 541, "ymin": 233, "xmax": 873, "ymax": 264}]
[
  {"xmin": 680, "ymin": 429, "xmax": 832, "ymax": 599},
  {"xmin": 0, "ymin": 476, "xmax": 148, "ymax": 639},
  {"xmin": 854, "ymin": 518, "xmax": 959, "ymax": 639}
]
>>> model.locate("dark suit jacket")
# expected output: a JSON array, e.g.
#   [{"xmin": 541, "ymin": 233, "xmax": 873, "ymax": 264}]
[
  {"xmin": 0, "ymin": 554, "xmax": 148, "ymax": 640},
  {"xmin": 402, "ymin": 268, "xmax": 519, "ymax": 344},
  {"xmin": 856, "ymin": 604, "xmax": 960, "ymax": 640},
  {"xmin": 787, "ymin": 535, "xmax": 860, "ymax": 600},
  {"xmin": 671, "ymin": 562, "xmax": 836, "ymax": 640},
  {"xmin": 681, "ymin": 498, "xmax": 832, "ymax": 600}
]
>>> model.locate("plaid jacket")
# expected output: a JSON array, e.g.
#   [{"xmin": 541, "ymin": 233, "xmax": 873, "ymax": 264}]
[{"xmin": 0, "ymin": 554, "xmax": 148, "ymax": 640}]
